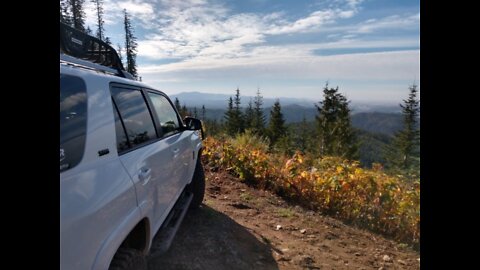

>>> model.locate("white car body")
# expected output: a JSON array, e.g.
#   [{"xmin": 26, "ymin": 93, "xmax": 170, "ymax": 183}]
[{"xmin": 60, "ymin": 63, "xmax": 202, "ymax": 270}]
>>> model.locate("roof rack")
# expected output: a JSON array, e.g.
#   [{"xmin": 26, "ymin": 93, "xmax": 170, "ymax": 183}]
[{"xmin": 60, "ymin": 22, "xmax": 134, "ymax": 80}]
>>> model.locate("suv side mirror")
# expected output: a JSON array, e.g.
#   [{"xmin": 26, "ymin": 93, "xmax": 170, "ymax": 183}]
[{"xmin": 184, "ymin": 117, "xmax": 204, "ymax": 139}]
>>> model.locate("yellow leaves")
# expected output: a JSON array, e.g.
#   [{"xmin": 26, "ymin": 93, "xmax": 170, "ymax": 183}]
[
  {"xmin": 341, "ymin": 182, "xmax": 350, "ymax": 191},
  {"xmin": 202, "ymin": 136, "xmax": 420, "ymax": 246},
  {"xmin": 285, "ymin": 159, "xmax": 293, "ymax": 169}
]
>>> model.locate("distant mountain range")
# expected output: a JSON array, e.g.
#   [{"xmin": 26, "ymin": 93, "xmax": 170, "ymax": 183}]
[
  {"xmin": 171, "ymin": 92, "xmax": 405, "ymax": 135},
  {"xmin": 171, "ymin": 91, "xmax": 315, "ymax": 108},
  {"xmin": 170, "ymin": 92, "xmax": 401, "ymax": 113}
]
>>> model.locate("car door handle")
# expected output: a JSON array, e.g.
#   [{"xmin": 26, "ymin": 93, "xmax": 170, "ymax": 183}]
[{"xmin": 138, "ymin": 167, "xmax": 152, "ymax": 185}]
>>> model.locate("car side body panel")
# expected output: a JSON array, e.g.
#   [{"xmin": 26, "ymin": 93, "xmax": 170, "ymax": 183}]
[
  {"xmin": 60, "ymin": 66, "xmax": 140, "ymax": 270},
  {"xmin": 60, "ymin": 63, "xmax": 204, "ymax": 270}
]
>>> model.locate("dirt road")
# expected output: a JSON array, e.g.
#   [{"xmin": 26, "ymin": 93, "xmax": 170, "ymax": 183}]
[{"xmin": 148, "ymin": 168, "xmax": 420, "ymax": 270}]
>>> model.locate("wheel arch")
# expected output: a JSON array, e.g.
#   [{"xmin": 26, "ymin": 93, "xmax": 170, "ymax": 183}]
[{"xmin": 91, "ymin": 209, "xmax": 151, "ymax": 270}]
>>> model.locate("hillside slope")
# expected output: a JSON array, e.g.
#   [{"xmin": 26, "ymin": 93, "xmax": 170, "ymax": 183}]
[
  {"xmin": 149, "ymin": 166, "xmax": 420, "ymax": 270},
  {"xmin": 352, "ymin": 112, "xmax": 403, "ymax": 136}
]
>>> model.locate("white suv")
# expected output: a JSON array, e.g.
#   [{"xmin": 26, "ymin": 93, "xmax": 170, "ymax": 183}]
[{"xmin": 60, "ymin": 23, "xmax": 205, "ymax": 270}]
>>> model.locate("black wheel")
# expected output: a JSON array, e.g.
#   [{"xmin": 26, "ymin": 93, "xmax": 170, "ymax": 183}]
[
  {"xmin": 109, "ymin": 247, "xmax": 147, "ymax": 270},
  {"xmin": 188, "ymin": 159, "xmax": 205, "ymax": 209}
]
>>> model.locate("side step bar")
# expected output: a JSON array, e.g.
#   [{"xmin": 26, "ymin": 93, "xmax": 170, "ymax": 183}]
[{"xmin": 148, "ymin": 191, "xmax": 193, "ymax": 258}]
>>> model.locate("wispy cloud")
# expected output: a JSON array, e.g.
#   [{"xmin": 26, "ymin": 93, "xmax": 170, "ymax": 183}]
[
  {"xmin": 134, "ymin": 0, "xmax": 366, "ymax": 60},
  {"xmin": 139, "ymin": 45, "xmax": 419, "ymax": 79},
  {"xmin": 266, "ymin": 9, "xmax": 348, "ymax": 35},
  {"xmin": 351, "ymin": 13, "xmax": 420, "ymax": 34}
]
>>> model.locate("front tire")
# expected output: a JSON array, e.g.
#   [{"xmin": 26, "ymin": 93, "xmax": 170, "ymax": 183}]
[
  {"xmin": 109, "ymin": 247, "xmax": 147, "ymax": 270},
  {"xmin": 188, "ymin": 159, "xmax": 205, "ymax": 209}
]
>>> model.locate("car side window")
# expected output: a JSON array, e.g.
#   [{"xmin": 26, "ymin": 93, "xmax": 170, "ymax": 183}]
[
  {"xmin": 60, "ymin": 74, "xmax": 88, "ymax": 172},
  {"xmin": 111, "ymin": 87, "xmax": 157, "ymax": 151},
  {"xmin": 147, "ymin": 92, "xmax": 181, "ymax": 137}
]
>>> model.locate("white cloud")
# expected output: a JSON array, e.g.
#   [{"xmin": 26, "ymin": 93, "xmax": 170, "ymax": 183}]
[
  {"xmin": 339, "ymin": 10, "xmax": 355, "ymax": 18},
  {"xmin": 352, "ymin": 13, "xmax": 420, "ymax": 33},
  {"xmin": 117, "ymin": 1, "xmax": 154, "ymax": 17},
  {"xmin": 345, "ymin": 0, "xmax": 364, "ymax": 8},
  {"xmin": 266, "ymin": 10, "xmax": 338, "ymax": 34},
  {"xmin": 139, "ymin": 44, "xmax": 419, "ymax": 81},
  {"xmin": 133, "ymin": 0, "xmax": 362, "ymax": 61}
]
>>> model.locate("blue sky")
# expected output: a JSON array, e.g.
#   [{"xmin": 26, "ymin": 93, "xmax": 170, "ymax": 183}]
[{"xmin": 84, "ymin": 0, "xmax": 419, "ymax": 104}]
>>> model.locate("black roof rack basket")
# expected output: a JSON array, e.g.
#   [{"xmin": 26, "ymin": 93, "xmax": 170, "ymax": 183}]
[{"xmin": 60, "ymin": 22, "xmax": 129, "ymax": 78}]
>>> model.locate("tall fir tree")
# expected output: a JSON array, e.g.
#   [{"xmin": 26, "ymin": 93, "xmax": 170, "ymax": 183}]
[
  {"xmin": 252, "ymin": 88, "xmax": 266, "ymax": 135},
  {"xmin": 385, "ymin": 84, "xmax": 420, "ymax": 172},
  {"xmin": 117, "ymin": 43, "xmax": 124, "ymax": 66},
  {"xmin": 224, "ymin": 97, "xmax": 236, "ymax": 136},
  {"xmin": 92, "ymin": 0, "xmax": 105, "ymax": 41},
  {"xmin": 70, "ymin": 0, "xmax": 86, "ymax": 32},
  {"xmin": 233, "ymin": 88, "xmax": 245, "ymax": 134},
  {"xmin": 267, "ymin": 100, "xmax": 287, "ymax": 146},
  {"xmin": 174, "ymin": 98, "xmax": 182, "ymax": 113},
  {"xmin": 85, "ymin": 26, "xmax": 93, "ymax": 35},
  {"xmin": 244, "ymin": 99, "xmax": 254, "ymax": 130},
  {"xmin": 123, "ymin": 10, "xmax": 138, "ymax": 78},
  {"xmin": 298, "ymin": 114, "xmax": 310, "ymax": 153},
  {"xmin": 224, "ymin": 89, "xmax": 244, "ymax": 136},
  {"xmin": 201, "ymin": 105, "xmax": 207, "ymax": 121},
  {"xmin": 233, "ymin": 88, "xmax": 244, "ymax": 133},
  {"xmin": 315, "ymin": 83, "xmax": 358, "ymax": 159}
]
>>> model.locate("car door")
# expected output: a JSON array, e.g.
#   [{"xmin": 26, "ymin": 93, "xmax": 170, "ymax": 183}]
[
  {"xmin": 110, "ymin": 85, "xmax": 178, "ymax": 234},
  {"xmin": 145, "ymin": 91, "xmax": 192, "ymax": 193}
]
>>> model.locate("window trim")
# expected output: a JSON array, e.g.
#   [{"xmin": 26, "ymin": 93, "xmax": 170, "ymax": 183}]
[
  {"xmin": 60, "ymin": 74, "xmax": 88, "ymax": 172},
  {"xmin": 112, "ymin": 97, "xmax": 131, "ymax": 150},
  {"xmin": 110, "ymin": 83, "xmax": 162, "ymax": 155},
  {"xmin": 144, "ymin": 90, "xmax": 184, "ymax": 139}
]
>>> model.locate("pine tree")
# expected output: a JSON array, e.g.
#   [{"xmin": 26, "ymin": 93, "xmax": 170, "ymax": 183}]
[
  {"xmin": 315, "ymin": 83, "xmax": 358, "ymax": 159},
  {"xmin": 124, "ymin": 10, "xmax": 138, "ymax": 78},
  {"xmin": 193, "ymin": 107, "xmax": 198, "ymax": 118},
  {"xmin": 70, "ymin": 0, "xmax": 86, "ymax": 32},
  {"xmin": 298, "ymin": 114, "xmax": 310, "ymax": 153},
  {"xmin": 233, "ymin": 88, "xmax": 244, "ymax": 133},
  {"xmin": 201, "ymin": 105, "xmax": 206, "ymax": 121},
  {"xmin": 224, "ymin": 97, "xmax": 236, "ymax": 136},
  {"xmin": 252, "ymin": 88, "xmax": 266, "ymax": 135},
  {"xmin": 224, "ymin": 88, "xmax": 246, "ymax": 136},
  {"xmin": 267, "ymin": 100, "xmax": 287, "ymax": 146},
  {"xmin": 174, "ymin": 98, "xmax": 182, "ymax": 113},
  {"xmin": 92, "ymin": 0, "xmax": 105, "ymax": 41},
  {"xmin": 385, "ymin": 84, "xmax": 420, "ymax": 172},
  {"xmin": 117, "ymin": 43, "xmax": 124, "ymax": 66},
  {"xmin": 85, "ymin": 26, "xmax": 93, "ymax": 35},
  {"xmin": 244, "ymin": 99, "xmax": 254, "ymax": 130}
]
